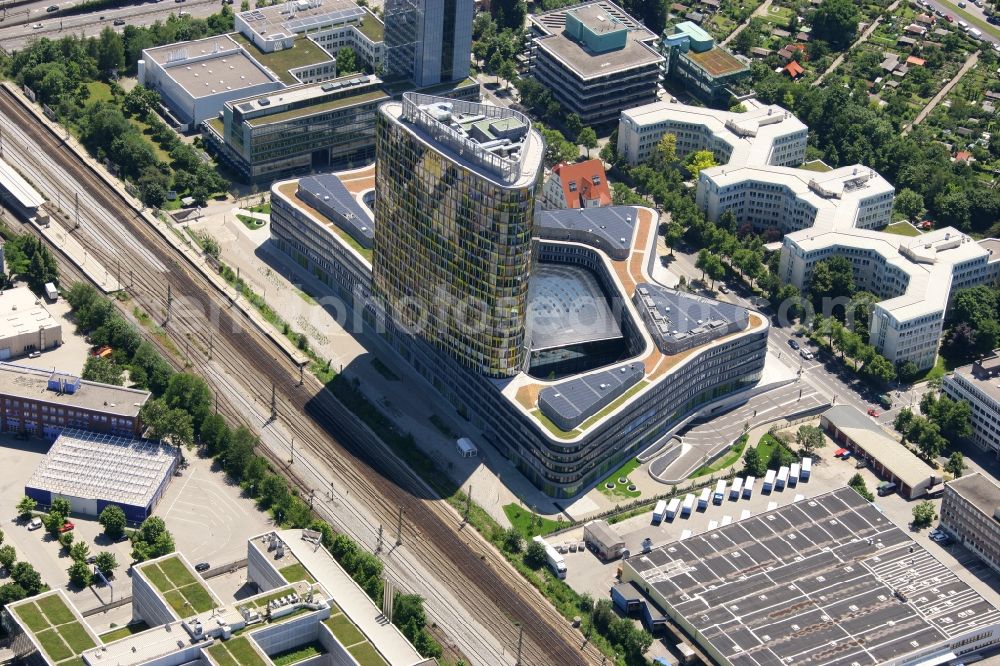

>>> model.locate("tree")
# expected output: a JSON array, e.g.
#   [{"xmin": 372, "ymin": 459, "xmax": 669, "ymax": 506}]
[
  {"xmin": 0, "ymin": 583, "xmax": 26, "ymax": 609},
  {"xmin": 685, "ymin": 150, "xmax": 717, "ymax": 179},
  {"xmin": 99, "ymin": 505, "xmax": 127, "ymax": 539},
  {"xmin": 524, "ymin": 538, "xmax": 546, "ymax": 568},
  {"xmin": 131, "ymin": 516, "xmax": 175, "ymax": 562},
  {"xmin": 742, "ymin": 445, "xmax": 767, "ymax": 477},
  {"xmin": 59, "ymin": 531, "xmax": 75, "ymax": 550},
  {"xmin": 809, "ymin": 256, "xmax": 855, "ymax": 314},
  {"xmin": 946, "ymin": 452, "xmax": 966, "ymax": 478},
  {"xmin": 0, "ymin": 545, "xmax": 16, "ymax": 571},
  {"xmin": 564, "ymin": 113, "xmax": 583, "ymax": 140},
  {"xmin": 894, "ymin": 407, "xmax": 915, "ymax": 435},
  {"xmin": 95, "ymin": 552, "xmax": 118, "ymax": 577},
  {"xmin": 894, "ymin": 188, "xmax": 925, "ymax": 220},
  {"xmin": 812, "ymin": 0, "xmax": 859, "ymax": 48},
  {"xmin": 97, "ymin": 26, "xmax": 126, "ymax": 75},
  {"xmin": 51, "ymin": 498, "xmax": 71, "ymax": 518},
  {"xmin": 69, "ymin": 541, "xmax": 90, "ymax": 563},
  {"xmin": 140, "ymin": 399, "xmax": 195, "ymax": 448},
  {"xmin": 501, "ymin": 526, "xmax": 523, "ymax": 553},
  {"xmin": 861, "ymin": 353, "xmax": 896, "ymax": 384},
  {"xmin": 795, "ymin": 425, "xmax": 824, "ymax": 454},
  {"xmin": 577, "ymin": 127, "xmax": 598, "ymax": 159},
  {"xmin": 122, "ymin": 85, "xmax": 160, "ymax": 117},
  {"xmin": 912, "ymin": 500, "xmax": 937, "ymax": 528},
  {"xmin": 498, "ymin": 59, "xmax": 517, "ymax": 90},
  {"xmin": 68, "ymin": 560, "xmax": 92, "ymax": 588},
  {"xmin": 163, "ymin": 373, "xmax": 213, "ymax": 434},
  {"xmin": 848, "ymin": 473, "xmax": 874, "ymax": 501},
  {"xmin": 336, "ymin": 47, "xmax": 357, "ymax": 75},
  {"xmin": 663, "ymin": 222, "xmax": 683, "ymax": 256},
  {"xmin": 11, "ymin": 562, "xmax": 43, "ymax": 595},
  {"xmin": 82, "ymin": 355, "xmax": 125, "ymax": 386},
  {"xmin": 654, "ymin": 133, "xmax": 677, "ymax": 166},
  {"xmin": 16, "ymin": 496, "xmax": 37, "ymax": 520}
]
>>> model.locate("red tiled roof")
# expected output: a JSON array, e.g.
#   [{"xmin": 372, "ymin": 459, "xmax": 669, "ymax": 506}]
[
  {"xmin": 906, "ymin": 55, "xmax": 926, "ymax": 66},
  {"xmin": 955, "ymin": 151, "xmax": 973, "ymax": 162},
  {"xmin": 552, "ymin": 159, "xmax": 612, "ymax": 209},
  {"xmin": 784, "ymin": 61, "xmax": 805, "ymax": 77}
]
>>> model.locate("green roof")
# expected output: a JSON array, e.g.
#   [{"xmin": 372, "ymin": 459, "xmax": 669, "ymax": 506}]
[
  {"xmin": 246, "ymin": 90, "xmax": 388, "ymax": 126},
  {"xmin": 232, "ymin": 33, "xmax": 333, "ymax": 85},
  {"xmin": 139, "ymin": 556, "xmax": 217, "ymax": 616},
  {"xmin": 354, "ymin": 15, "xmax": 384, "ymax": 41},
  {"xmin": 10, "ymin": 594, "xmax": 97, "ymax": 665}
]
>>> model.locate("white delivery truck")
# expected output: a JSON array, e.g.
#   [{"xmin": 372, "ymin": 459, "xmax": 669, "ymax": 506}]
[
  {"xmin": 743, "ymin": 476, "xmax": 755, "ymax": 499},
  {"xmin": 801, "ymin": 457, "xmax": 812, "ymax": 481},
  {"xmin": 653, "ymin": 499, "xmax": 667, "ymax": 523},
  {"xmin": 729, "ymin": 477, "xmax": 743, "ymax": 501},
  {"xmin": 776, "ymin": 465, "xmax": 789, "ymax": 490},
  {"xmin": 682, "ymin": 493, "xmax": 695, "ymax": 517},
  {"xmin": 44, "ymin": 282, "xmax": 58, "ymax": 301},
  {"xmin": 666, "ymin": 497, "xmax": 681, "ymax": 520},
  {"xmin": 533, "ymin": 536, "xmax": 567, "ymax": 579},
  {"xmin": 713, "ymin": 479, "xmax": 726, "ymax": 505},
  {"xmin": 969, "ymin": 27, "xmax": 982, "ymax": 39},
  {"xmin": 698, "ymin": 487, "xmax": 711, "ymax": 510},
  {"xmin": 789, "ymin": 462, "xmax": 800, "ymax": 487},
  {"xmin": 763, "ymin": 469, "xmax": 777, "ymax": 493}
]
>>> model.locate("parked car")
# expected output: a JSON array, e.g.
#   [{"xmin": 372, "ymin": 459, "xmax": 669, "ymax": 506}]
[
  {"xmin": 641, "ymin": 538, "xmax": 652, "ymax": 554},
  {"xmin": 32, "ymin": 22, "xmax": 43, "ymax": 28},
  {"xmin": 46, "ymin": 4, "xmax": 59, "ymax": 10},
  {"xmin": 800, "ymin": 349, "xmax": 815, "ymax": 360},
  {"xmin": 788, "ymin": 339, "xmax": 800, "ymax": 350},
  {"xmin": 113, "ymin": 18, "xmax": 125, "ymax": 25},
  {"xmin": 58, "ymin": 521, "xmax": 75, "ymax": 533},
  {"xmin": 958, "ymin": 1, "xmax": 966, "ymax": 7},
  {"xmin": 718, "ymin": 284, "xmax": 729, "ymax": 293},
  {"xmin": 28, "ymin": 517, "xmax": 42, "ymax": 530},
  {"xmin": 867, "ymin": 408, "xmax": 880, "ymax": 417},
  {"xmin": 945, "ymin": 14, "xmax": 954, "ymax": 21},
  {"xmin": 86, "ymin": 555, "xmax": 97, "ymax": 564},
  {"xmin": 195, "ymin": 562, "xmax": 210, "ymax": 572},
  {"xmin": 28, "ymin": 351, "xmax": 41, "ymax": 359},
  {"xmin": 116, "ymin": 532, "xmax": 130, "ymax": 543}
]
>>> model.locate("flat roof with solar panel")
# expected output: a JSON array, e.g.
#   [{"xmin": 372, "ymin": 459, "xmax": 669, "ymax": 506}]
[
  {"xmin": 25, "ymin": 429, "xmax": 178, "ymax": 519},
  {"xmin": 623, "ymin": 487, "xmax": 1000, "ymax": 666},
  {"xmin": 238, "ymin": 0, "xmax": 366, "ymax": 43}
]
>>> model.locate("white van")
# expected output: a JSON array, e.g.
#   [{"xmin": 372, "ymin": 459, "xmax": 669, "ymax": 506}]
[{"xmin": 28, "ymin": 517, "xmax": 42, "ymax": 530}]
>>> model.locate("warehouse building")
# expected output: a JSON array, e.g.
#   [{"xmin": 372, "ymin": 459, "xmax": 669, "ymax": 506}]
[
  {"xmin": 24, "ymin": 429, "xmax": 179, "ymax": 521},
  {"xmin": 527, "ymin": 1, "xmax": 664, "ymax": 125},
  {"xmin": 820, "ymin": 405, "xmax": 938, "ymax": 498},
  {"xmin": 941, "ymin": 472, "xmax": 1000, "ymax": 576},
  {"xmin": 622, "ymin": 486, "xmax": 1000, "ymax": 666},
  {"xmin": 943, "ymin": 353, "xmax": 1000, "ymax": 455},
  {"xmin": 0, "ymin": 286, "xmax": 62, "ymax": 360},
  {"xmin": 0, "ymin": 362, "xmax": 149, "ymax": 438}
]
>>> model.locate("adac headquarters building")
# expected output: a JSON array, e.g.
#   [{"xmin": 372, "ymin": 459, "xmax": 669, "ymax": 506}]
[{"xmin": 270, "ymin": 93, "xmax": 769, "ymax": 497}]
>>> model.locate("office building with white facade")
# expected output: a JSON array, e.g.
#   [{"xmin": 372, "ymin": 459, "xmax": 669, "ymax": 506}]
[
  {"xmin": 780, "ymin": 227, "xmax": 1000, "ymax": 369},
  {"xmin": 617, "ymin": 98, "xmax": 807, "ymax": 166},
  {"xmin": 941, "ymin": 473, "xmax": 1000, "ymax": 577},
  {"xmin": 943, "ymin": 353, "xmax": 1000, "ymax": 454},
  {"xmin": 527, "ymin": 0, "xmax": 663, "ymax": 126}
]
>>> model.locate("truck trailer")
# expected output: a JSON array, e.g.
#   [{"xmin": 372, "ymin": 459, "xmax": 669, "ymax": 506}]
[
  {"xmin": 763, "ymin": 469, "xmax": 777, "ymax": 492},
  {"xmin": 665, "ymin": 497, "xmax": 681, "ymax": 520},
  {"xmin": 789, "ymin": 463, "xmax": 800, "ymax": 487},
  {"xmin": 801, "ymin": 457, "xmax": 812, "ymax": 481},
  {"xmin": 681, "ymin": 494, "xmax": 695, "ymax": 516},
  {"xmin": 713, "ymin": 480, "xmax": 726, "ymax": 504},
  {"xmin": 653, "ymin": 499, "xmax": 667, "ymax": 523},
  {"xmin": 698, "ymin": 487, "xmax": 710, "ymax": 510},
  {"xmin": 776, "ymin": 466, "xmax": 789, "ymax": 490},
  {"xmin": 533, "ymin": 536, "xmax": 567, "ymax": 579},
  {"xmin": 743, "ymin": 476, "xmax": 755, "ymax": 499},
  {"xmin": 729, "ymin": 477, "xmax": 743, "ymax": 500}
]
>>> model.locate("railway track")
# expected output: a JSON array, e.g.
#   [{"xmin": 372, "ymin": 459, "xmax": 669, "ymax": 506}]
[{"xmin": 0, "ymin": 86, "xmax": 603, "ymax": 666}]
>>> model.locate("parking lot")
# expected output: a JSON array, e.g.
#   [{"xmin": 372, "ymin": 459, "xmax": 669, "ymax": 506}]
[
  {"xmin": 10, "ymin": 293, "xmax": 91, "ymax": 376},
  {"xmin": 0, "ymin": 434, "xmax": 272, "ymax": 615}
]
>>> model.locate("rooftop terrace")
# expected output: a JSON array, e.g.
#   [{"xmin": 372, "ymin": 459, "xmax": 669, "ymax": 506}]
[
  {"xmin": 138, "ymin": 554, "xmax": 221, "ymax": 617},
  {"xmin": 9, "ymin": 591, "xmax": 99, "ymax": 665},
  {"xmin": 685, "ymin": 46, "xmax": 748, "ymax": 77},
  {"xmin": 230, "ymin": 32, "xmax": 333, "ymax": 85}
]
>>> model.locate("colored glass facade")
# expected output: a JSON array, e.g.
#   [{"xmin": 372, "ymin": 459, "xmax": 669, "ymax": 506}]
[{"xmin": 372, "ymin": 98, "xmax": 541, "ymax": 378}]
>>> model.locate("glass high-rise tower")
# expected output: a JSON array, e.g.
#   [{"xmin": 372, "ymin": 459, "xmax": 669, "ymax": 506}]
[
  {"xmin": 373, "ymin": 93, "xmax": 544, "ymax": 378},
  {"xmin": 383, "ymin": 0, "xmax": 473, "ymax": 87}
]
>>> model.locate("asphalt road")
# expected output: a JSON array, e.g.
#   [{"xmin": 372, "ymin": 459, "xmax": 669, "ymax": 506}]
[
  {"xmin": 920, "ymin": 0, "xmax": 1000, "ymax": 45},
  {"xmin": 0, "ymin": 0, "xmax": 221, "ymax": 51}
]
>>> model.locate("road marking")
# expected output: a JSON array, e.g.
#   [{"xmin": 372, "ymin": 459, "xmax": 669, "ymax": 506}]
[{"xmin": 163, "ymin": 467, "xmax": 197, "ymax": 517}]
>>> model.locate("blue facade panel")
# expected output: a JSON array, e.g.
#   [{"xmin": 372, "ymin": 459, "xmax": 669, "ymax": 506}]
[
  {"xmin": 24, "ymin": 487, "xmax": 51, "ymax": 508},
  {"xmin": 96, "ymin": 499, "xmax": 148, "ymax": 525}
]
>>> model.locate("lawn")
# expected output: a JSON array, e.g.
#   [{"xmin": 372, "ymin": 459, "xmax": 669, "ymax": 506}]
[
  {"xmin": 348, "ymin": 642, "xmax": 390, "ymax": 666},
  {"xmin": 159, "ymin": 556, "xmax": 198, "ymax": 588},
  {"xmin": 37, "ymin": 595, "xmax": 75, "ymax": 625},
  {"xmin": 139, "ymin": 563, "xmax": 172, "ymax": 593},
  {"xmin": 237, "ymin": 213, "xmax": 267, "ymax": 230},
  {"xmin": 230, "ymin": 33, "xmax": 333, "ymax": 84},
  {"xmin": 59, "ymin": 622, "xmax": 97, "ymax": 654},
  {"xmin": 884, "ymin": 221, "xmax": 921, "ymax": 237},
  {"xmin": 85, "ymin": 81, "xmax": 114, "ymax": 105},
  {"xmin": 207, "ymin": 643, "xmax": 240, "ymax": 666},
  {"xmin": 100, "ymin": 622, "xmax": 150, "ymax": 644},
  {"xmin": 692, "ymin": 434, "xmax": 748, "ymax": 477},
  {"xmin": 14, "ymin": 602, "xmax": 51, "ymax": 632},
  {"xmin": 598, "ymin": 457, "xmax": 643, "ymax": 499},
  {"xmin": 800, "ymin": 159, "xmax": 833, "ymax": 172},
  {"xmin": 325, "ymin": 613, "xmax": 366, "ymax": 647},
  {"xmin": 35, "ymin": 628, "xmax": 73, "ymax": 663},
  {"xmin": 756, "ymin": 432, "xmax": 794, "ymax": 464},
  {"xmin": 247, "ymin": 201, "xmax": 271, "ymax": 215},
  {"xmin": 178, "ymin": 583, "xmax": 217, "ymax": 613},
  {"xmin": 128, "ymin": 118, "xmax": 172, "ymax": 164},
  {"xmin": 163, "ymin": 590, "xmax": 189, "ymax": 616},
  {"xmin": 224, "ymin": 637, "xmax": 269, "ymax": 666},
  {"xmin": 272, "ymin": 641, "xmax": 327, "ymax": 666},
  {"xmin": 278, "ymin": 563, "xmax": 316, "ymax": 584},
  {"xmin": 503, "ymin": 503, "xmax": 564, "ymax": 538}
]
